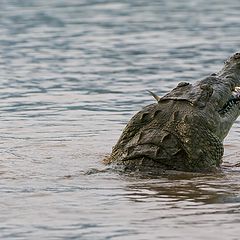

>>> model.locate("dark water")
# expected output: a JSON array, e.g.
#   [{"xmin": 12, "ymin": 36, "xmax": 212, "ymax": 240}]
[{"xmin": 1, "ymin": 0, "xmax": 240, "ymax": 239}]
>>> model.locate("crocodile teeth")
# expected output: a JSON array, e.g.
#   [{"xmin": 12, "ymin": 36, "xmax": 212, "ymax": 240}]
[
  {"xmin": 218, "ymin": 87, "xmax": 240, "ymax": 115},
  {"xmin": 233, "ymin": 87, "xmax": 240, "ymax": 99}
]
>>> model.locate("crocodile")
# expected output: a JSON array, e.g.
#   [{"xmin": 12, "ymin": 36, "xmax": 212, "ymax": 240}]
[{"xmin": 105, "ymin": 53, "xmax": 240, "ymax": 173}]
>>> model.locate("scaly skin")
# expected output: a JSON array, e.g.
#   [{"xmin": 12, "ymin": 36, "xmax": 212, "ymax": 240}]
[{"xmin": 106, "ymin": 53, "xmax": 240, "ymax": 172}]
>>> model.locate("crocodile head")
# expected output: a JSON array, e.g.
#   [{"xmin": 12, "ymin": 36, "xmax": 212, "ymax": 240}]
[
  {"xmin": 212, "ymin": 53, "xmax": 240, "ymax": 140},
  {"xmin": 107, "ymin": 53, "xmax": 240, "ymax": 172},
  {"xmin": 159, "ymin": 52, "xmax": 240, "ymax": 142}
]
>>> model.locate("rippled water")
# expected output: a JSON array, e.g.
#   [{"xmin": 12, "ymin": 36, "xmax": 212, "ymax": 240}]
[{"xmin": 1, "ymin": 0, "xmax": 240, "ymax": 239}]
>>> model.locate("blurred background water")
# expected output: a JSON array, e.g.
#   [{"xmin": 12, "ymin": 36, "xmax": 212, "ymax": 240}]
[{"xmin": 0, "ymin": 0, "xmax": 240, "ymax": 239}]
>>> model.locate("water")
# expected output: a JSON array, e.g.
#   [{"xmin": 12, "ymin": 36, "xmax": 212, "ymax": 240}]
[{"xmin": 0, "ymin": 0, "xmax": 240, "ymax": 239}]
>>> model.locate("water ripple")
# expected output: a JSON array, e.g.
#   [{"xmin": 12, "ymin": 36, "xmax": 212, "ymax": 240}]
[{"xmin": 0, "ymin": 0, "xmax": 240, "ymax": 239}]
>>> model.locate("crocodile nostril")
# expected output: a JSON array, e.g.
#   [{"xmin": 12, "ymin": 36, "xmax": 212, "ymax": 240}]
[{"xmin": 234, "ymin": 53, "xmax": 240, "ymax": 59}]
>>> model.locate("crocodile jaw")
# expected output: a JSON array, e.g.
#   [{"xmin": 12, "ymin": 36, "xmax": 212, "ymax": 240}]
[{"xmin": 206, "ymin": 53, "xmax": 240, "ymax": 140}]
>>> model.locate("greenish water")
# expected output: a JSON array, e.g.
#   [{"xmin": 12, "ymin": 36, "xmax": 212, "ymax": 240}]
[{"xmin": 0, "ymin": 0, "xmax": 240, "ymax": 239}]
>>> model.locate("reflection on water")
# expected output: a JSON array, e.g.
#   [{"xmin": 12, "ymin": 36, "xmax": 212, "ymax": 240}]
[
  {"xmin": 0, "ymin": 0, "xmax": 240, "ymax": 239},
  {"xmin": 124, "ymin": 171, "xmax": 240, "ymax": 204}
]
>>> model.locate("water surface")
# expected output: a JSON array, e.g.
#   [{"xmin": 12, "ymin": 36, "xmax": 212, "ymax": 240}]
[{"xmin": 1, "ymin": 0, "xmax": 240, "ymax": 239}]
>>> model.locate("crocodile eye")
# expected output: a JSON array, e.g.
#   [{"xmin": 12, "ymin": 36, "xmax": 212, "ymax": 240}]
[{"xmin": 177, "ymin": 82, "xmax": 189, "ymax": 87}]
